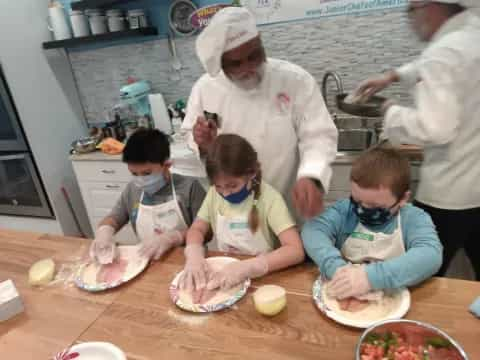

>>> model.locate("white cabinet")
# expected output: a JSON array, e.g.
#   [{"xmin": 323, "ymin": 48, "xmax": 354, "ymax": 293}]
[
  {"xmin": 72, "ymin": 159, "xmax": 137, "ymax": 245},
  {"xmin": 73, "ymin": 160, "xmax": 132, "ymax": 183}
]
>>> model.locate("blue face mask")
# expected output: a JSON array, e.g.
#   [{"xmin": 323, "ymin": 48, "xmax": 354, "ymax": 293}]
[
  {"xmin": 133, "ymin": 172, "xmax": 167, "ymax": 196},
  {"xmin": 221, "ymin": 183, "xmax": 252, "ymax": 204},
  {"xmin": 350, "ymin": 196, "xmax": 399, "ymax": 226}
]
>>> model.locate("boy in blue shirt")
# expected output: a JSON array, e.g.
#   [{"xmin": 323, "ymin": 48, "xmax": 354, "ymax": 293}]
[{"xmin": 302, "ymin": 147, "xmax": 442, "ymax": 300}]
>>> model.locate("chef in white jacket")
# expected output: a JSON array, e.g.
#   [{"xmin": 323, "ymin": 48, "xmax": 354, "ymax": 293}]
[
  {"xmin": 353, "ymin": 0, "xmax": 480, "ymax": 280},
  {"xmin": 181, "ymin": 7, "xmax": 338, "ymax": 219}
]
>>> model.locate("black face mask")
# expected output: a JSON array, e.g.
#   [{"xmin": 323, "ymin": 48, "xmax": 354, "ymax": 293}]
[{"xmin": 350, "ymin": 196, "xmax": 400, "ymax": 226}]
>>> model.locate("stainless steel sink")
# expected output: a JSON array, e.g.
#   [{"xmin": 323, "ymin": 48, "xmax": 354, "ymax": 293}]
[{"xmin": 338, "ymin": 128, "xmax": 375, "ymax": 151}]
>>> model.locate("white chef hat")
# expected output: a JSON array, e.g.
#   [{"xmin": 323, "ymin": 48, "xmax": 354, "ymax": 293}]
[{"xmin": 196, "ymin": 7, "xmax": 259, "ymax": 77}]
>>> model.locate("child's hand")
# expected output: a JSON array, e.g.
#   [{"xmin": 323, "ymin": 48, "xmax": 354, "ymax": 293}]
[
  {"xmin": 138, "ymin": 229, "xmax": 183, "ymax": 261},
  {"xmin": 327, "ymin": 265, "xmax": 372, "ymax": 300},
  {"xmin": 206, "ymin": 256, "xmax": 268, "ymax": 290},
  {"xmin": 178, "ymin": 243, "xmax": 210, "ymax": 292},
  {"xmin": 89, "ymin": 225, "xmax": 116, "ymax": 265}
]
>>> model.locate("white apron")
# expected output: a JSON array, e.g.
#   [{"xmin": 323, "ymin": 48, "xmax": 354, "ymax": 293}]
[
  {"xmin": 135, "ymin": 178, "xmax": 188, "ymax": 245},
  {"xmin": 216, "ymin": 210, "xmax": 271, "ymax": 256},
  {"xmin": 341, "ymin": 214, "xmax": 405, "ymax": 263}
]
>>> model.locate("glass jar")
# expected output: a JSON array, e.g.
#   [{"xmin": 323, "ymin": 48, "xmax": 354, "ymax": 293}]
[
  {"xmin": 106, "ymin": 9, "xmax": 126, "ymax": 32},
  {"xmin": 127, "ymin": 9, "xmax": 148, "ymax": 29}
]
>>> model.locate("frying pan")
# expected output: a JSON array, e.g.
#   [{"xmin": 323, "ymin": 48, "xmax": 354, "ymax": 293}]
[{"xmin": 336, "ymin": 93, "xmax": 387, "ymax": 118}]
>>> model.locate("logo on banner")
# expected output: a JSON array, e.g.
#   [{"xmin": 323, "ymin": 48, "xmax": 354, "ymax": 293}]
[
  {"xmin": 190, "ymin": 4, "xmax": 232, "ymax": 30},
  {"xmin": 241, "ymin": 0, "xmax": 282, "ymax": 22}
]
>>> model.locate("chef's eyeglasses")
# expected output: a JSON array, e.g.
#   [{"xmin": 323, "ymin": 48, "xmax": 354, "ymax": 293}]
[{"xmin": 222, "ymin": 46, "xmax": 266, "ymax": 72}]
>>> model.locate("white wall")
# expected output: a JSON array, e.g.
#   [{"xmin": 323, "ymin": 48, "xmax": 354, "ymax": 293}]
[{"xmin": 0, "ymin": 0, "xmax": 91, "ymax": 237}]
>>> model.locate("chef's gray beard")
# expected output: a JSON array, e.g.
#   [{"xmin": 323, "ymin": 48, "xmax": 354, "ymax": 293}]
[{"xmin": 230, "ymin": 62, "xmax": 266, "ymax": 91}]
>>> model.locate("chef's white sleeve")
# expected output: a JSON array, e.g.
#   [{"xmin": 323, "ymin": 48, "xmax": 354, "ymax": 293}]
[
  {"xmin": 384, "ymin": 48, "xmax": 461, "ymax": 147},
  {"xmin": 396, "ymin": 60, "xmax": 420, "ymax": 87},
  {"xmin": 181, "ymin": 78, "xmax": 204, "ymax": 156},
  {"xmin": 294, "ymin": 72, "xmax": 338, "ymax": 193}
]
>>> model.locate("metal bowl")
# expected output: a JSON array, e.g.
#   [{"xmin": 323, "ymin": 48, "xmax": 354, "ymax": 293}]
[
  {"xmin": 336, "ymin": 93, "xmax": 387, "ymax": 118},
  {"xmin": 71, "ymin": 137, "xmax": 98, "ymax": 154},
  {"xmin": 355, "ymin": 319, "xmax": 469, "ymax": 360}
]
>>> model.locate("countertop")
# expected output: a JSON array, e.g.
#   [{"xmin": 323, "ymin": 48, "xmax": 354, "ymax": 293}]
[
  {"xmin": 1, "ymin": 229, "xmax": 478, "ymax": 360},
  {"xmin": 71, "ymin": 144, "xmax": 423, "ymax": 165},
  {"xmin": 71, "ymin": 140, "xmax": 207, "ymax": 178}
]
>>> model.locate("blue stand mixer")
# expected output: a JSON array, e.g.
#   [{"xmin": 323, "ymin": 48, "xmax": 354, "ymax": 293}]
[{"xmin": 117, "ymin": 80, "xmax": 153, "ymax": 128}]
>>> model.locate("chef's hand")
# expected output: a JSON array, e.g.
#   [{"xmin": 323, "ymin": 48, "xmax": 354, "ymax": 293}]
[
  {"xmin": 139, "ymin": 229, "xmax": 183, "ymax": 261},
  {"xmin": 178, "ymin": 243, "xmax": 211, "ymax": 292},
  {"xmin": 89, "ymin": 225, "xmax": 116, "ymax": 265},
  {"xmin": 193, "ymin": 116, "xmax": 217, "ymax": 155},
  {"xmin": 292, "ymin": 177, "xmax": 324, "ymax": 219},
  {"xmin": 206, "ymin": 255, "xmax": 268, "ymax": 291},
  {"xmin": 354, "ymin": 70, "xmax": 399, "ymax": 100},
  {"xmin": 327, "ymin": 265, "xmax": 372, "ymax": 300}
]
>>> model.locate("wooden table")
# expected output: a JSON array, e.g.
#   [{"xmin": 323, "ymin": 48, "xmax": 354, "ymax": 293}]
[
  {"xmin": 1, "ymin": 230, "xmax": 479, "ymax": 359},
  {"xmin": 0, "ymin": 230, "xmax": 127, "ymax": 359}
]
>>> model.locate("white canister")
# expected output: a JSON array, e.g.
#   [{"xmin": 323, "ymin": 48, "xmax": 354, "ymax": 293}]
[
  {"xmin": 47, "ymin": 3, "xmax": 72, "ymax": 40},
  {"xmin": 89, "ymin": 12, "xmax": 108, "ymax": 35},
  {"xmin": 127, "ymin": 9, "xmax": 148, "ymax": 29},
  {"xmin": 70, "ymin": 10, "xmax": 90, "ymax": 37},
  {"xmin": 106, "ymin": 9, "xmax": 126, "ymax": 32},
  {"xmin": 85, "ymin": 8, "xmax": 103, "ymax": 16}
]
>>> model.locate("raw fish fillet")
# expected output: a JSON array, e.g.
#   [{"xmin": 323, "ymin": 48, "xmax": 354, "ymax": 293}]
[
  {"xmin": 338, "ymin": 297, "xmax": 369, "ymax": 312},
  {"xmin": 97, "ymin": 258, "xmax": 128, "ymax": 284}
]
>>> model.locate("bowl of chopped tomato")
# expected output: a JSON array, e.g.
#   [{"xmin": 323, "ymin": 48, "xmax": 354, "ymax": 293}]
[{"xmin": 355, "ymin": 319, "xmax": 468, "ymax": 360}]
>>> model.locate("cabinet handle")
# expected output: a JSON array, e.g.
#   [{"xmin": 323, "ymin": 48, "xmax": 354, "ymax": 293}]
[
  {"xmin": 101, "ymin": 169, "xmax": 115, "ymax": 174},
  {"xmin": 105, "ymin": 184, "xmax": 120, "ymax": 189}
]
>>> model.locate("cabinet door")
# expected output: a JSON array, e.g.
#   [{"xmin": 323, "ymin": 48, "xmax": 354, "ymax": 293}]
[
  {"xmin": 72, "ymin": 161, "xmax": 132, "ymax": 183},
  {"xmin": 79, "ymin": 182, "xmax": 127, "ymax": 219}
]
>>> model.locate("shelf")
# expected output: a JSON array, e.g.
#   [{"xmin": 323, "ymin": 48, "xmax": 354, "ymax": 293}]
[
  {"xmin": 42, "ymin": 27, "xmax": 158, "ymax": 49},
  {"xmin": 71, "ymin": 0, "xmax": 138, "ymax": 11}
]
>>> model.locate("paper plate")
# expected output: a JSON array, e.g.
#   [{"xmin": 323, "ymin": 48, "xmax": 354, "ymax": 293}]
[
  {"xmin": 312, "ymin": 276, "xmax": 410, "ymax": 329},
  {"xmin": 169, "ymin": 256, "xmax": 250, "ymax": 313},
  {"xmin": 75, "ymin": 245, "xmax": 148, "ymax": 292},
  {"xmin": 53, "ymin": 342, "xmax": 126, "ymax": 360}
]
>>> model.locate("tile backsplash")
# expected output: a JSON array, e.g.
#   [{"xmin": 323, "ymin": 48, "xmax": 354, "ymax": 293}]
[{"xmin": 68, "ymin": 8, "xmax": 423, "ymax": 124}]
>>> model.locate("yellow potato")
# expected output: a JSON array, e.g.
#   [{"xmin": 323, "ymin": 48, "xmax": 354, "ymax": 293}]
[
  {"xmin": 253, "ymin": 285, "xmax": 287, "ymax": 316},
  {"xmin": 28, "ymin": 258, "xmax": 55, "ymax": 286}
]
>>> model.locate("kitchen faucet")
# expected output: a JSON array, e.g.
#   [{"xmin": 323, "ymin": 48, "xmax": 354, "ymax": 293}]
[{"xmin": 321, "ymin": 71, "xmax": 344, "ymax": 122}]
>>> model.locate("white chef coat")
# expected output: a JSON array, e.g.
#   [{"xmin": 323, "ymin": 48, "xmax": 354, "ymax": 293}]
[
  {"xmin": 385, "ymin": 10, "xmax": 480, "ymax": 210},
  {"xmin": 182, "ymin": 58, "xmax": 338, "ymax": 201}
]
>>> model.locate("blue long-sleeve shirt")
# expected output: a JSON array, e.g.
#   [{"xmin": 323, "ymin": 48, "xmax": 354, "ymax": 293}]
[{"xmin": 302, "ymin": 199, "xmax": 443, "ymax": 290}]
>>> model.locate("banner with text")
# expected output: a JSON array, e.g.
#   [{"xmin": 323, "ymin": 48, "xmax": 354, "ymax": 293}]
[{"xmin": 240, "ymin": 0, "xmax": 408, "ymax": 25}]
